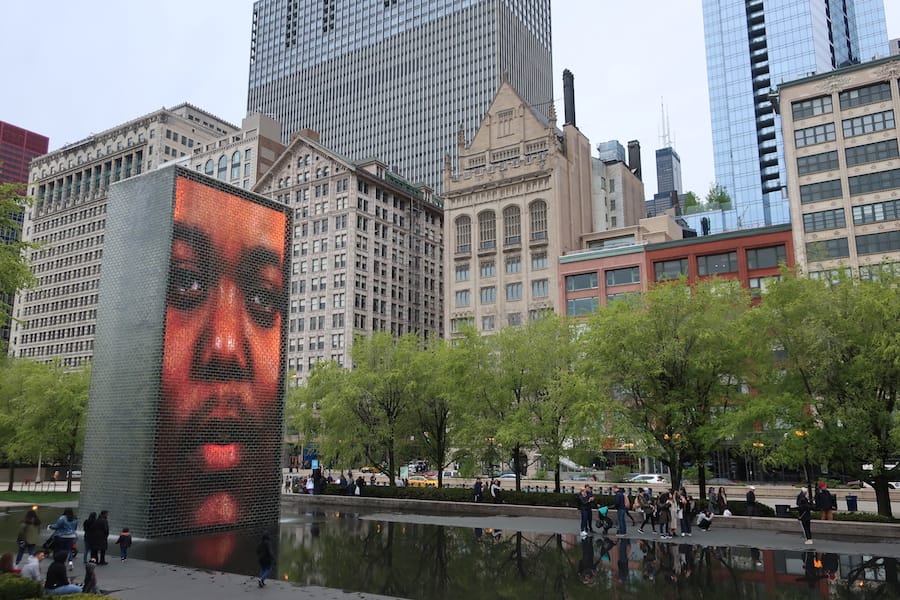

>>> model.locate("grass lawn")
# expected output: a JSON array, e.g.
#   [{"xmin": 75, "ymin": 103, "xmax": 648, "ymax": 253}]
[{"xmin": 0, "ymin": 491, "xmax": 79, "ymax": 503}]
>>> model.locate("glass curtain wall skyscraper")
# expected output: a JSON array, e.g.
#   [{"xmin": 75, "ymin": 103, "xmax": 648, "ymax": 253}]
[
  {"xmin": 701, "ymin": 0, "xmax": 889, "ymax": 232},
  {"xmin": 246, "ymin": 0, "xmax": 553, "ymax": 193}
]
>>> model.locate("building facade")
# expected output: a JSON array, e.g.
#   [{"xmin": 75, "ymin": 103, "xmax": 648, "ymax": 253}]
[
  {"xmin": 590, "ymin": 151, "xmax": 646, "ymax": 232},
  {"xmin": 560, "ymin": 224, "xmax": 794, "ymax": 316},
  {"xmin": 9, "ymin": 104, "xmax": 242, "ymax": 366},
  {"xmin": 246, "ymin": 0, "xmax": 553, "ymax": 193},
  {"xmin": 252, "ymin": 131, "xmax": 443, "ymax": 382},
  {"xmin": 442, "ymin": 80, "xmax": 592, "ymax": 336},
  {"xmin": 780, "ymin": 56, "xmax": 900, "ymax": 279},
  {"xmin": 701, "ymin": 0, "xmax": 889, "ymax": 233}
]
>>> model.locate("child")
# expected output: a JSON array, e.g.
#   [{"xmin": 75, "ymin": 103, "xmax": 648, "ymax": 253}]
[
  {"xmin": 115, "ymin": 528, "xmax": 133, "ymax": 561},
  {"xmin": 595, "ymin": 505, "xmax": 613, "ymax": 534},
  {"xmin": 82, "ymin": 559, "xmax": 98, "ymax": 593},
  {"xmin": 697, "ymin": 510, "xmax": 714, "ymax": 531}
]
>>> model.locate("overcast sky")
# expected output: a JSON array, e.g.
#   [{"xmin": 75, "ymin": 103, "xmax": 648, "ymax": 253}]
[{"xmin": 3, "ymin": 1, "xmax": 899, "ymax": 197}]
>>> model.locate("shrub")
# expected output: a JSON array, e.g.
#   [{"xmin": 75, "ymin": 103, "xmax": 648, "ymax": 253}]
[{"xmin": 0, "ymin": 572, "xmax": 43, "ymax": 600}]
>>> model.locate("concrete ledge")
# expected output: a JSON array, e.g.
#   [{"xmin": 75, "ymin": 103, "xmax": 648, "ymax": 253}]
[{"xmin": 282, "ymin": 494, "xmax": 900, "ymax": 541}]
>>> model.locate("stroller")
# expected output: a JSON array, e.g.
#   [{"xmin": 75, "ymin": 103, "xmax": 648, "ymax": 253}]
[
  {"xmin": 42, "ymin": 534, "xmax": 77, "ymax": 560},
  {"xmin": 595, "ymin": 505, "xmax": 614, "ymax": 534}
]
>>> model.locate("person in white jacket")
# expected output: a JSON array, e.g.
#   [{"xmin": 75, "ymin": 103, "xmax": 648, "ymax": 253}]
[{"xmin": 18, "ymin": 550, "xmax": 45, "ymax": 581}]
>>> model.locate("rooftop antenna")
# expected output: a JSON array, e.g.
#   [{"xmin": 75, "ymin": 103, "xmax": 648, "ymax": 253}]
[{"xmin": 659, "ymin": 98, "xmax": 674, "ymax": 149}]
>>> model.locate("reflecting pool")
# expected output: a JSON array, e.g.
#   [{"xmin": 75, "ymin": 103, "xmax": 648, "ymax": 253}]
[{"xmin": 2, "ymin": 504, "xmax": 898, "ymax": 599}]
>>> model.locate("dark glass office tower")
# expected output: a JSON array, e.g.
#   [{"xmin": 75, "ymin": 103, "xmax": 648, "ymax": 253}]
[{"xmin": 246, "ymin": 0, "xmax": 553, "ymax": 193}]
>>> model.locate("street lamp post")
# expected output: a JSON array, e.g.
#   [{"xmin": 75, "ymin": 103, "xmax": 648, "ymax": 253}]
[{"xmin": 795, "ymin": 430, "xmax": 812, "ymax": 498}]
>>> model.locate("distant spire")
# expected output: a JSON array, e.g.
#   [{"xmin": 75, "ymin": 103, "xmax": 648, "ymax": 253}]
[{"xmin": 659, "ymin": 98, "xmax": 674, "ymax": 149}]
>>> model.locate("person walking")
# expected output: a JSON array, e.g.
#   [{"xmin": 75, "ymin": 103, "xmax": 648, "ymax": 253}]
[
  {"xmin": 115, "ymin": 528, "xmax": 132, "ymax": 561},
  {"xmin": 48, "ymin": 508, "xmax": 78, "ymax": 568},
  {"xmin": 656, "ymin": 492, "xmax": 672, "ymax": 539},
  {"xmin": 490, "ymin": 479, "xmax": 502, "ymax": 503},
  {"xmin": 707, "ymin": 487, "xmax": 717, "ymax": 513},
  {"xmin": 16, "ymin": 509, "xmax": 41, "ymax": 564},
  {"xmin": 716, "ymin": 487, "xmax": 728, "ymax": 515},
  {"xmin": 473, "ymin": 477, "xmax": 484, "ymax": 502},
  {"xmin": 797, "ymin": 489, "xmax": 814, "ymax": 544},
  {"xmin": 816, "ymin": 482, "xmax": 834, "ymax": 521},
  {"xmin": 638, "ymin": 488, "xmax": 656, "ymax": 534},
  {"xmin": 577, "ymin": 484, "xmax": 594, "ymax": 537},
  {"xmin": 746, "ymin": 486, "xmax": 757, "ymax": 516},
  {"xmin": 256, "ymin": 531, "xmax": 275, "ymax": 588},
  {"xmin": 680, "ymin": 493, "xmax": 695, "ymax": 537},
  {"xmin": 613, "ymin": 486, "xmax": 629, "ymax": 537}
]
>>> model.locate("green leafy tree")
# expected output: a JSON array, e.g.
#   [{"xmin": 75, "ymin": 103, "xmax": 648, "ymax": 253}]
[
  {"xmin": 705, "ymin": 183, "xmax": 731, "ymax": 209},
  {"xmin": 581, "ymin": 277, "xmax": 753, "ymax": 496},
  {"xmin": 0, "ymin": 183, "xmax": 37, "ymax": 339},
  {"xmin": 743, "ymin": 272, "xmax": 900, "ymax": 515},
  {"xmin": 0, "ymin": 357, "xmax": 49, "ymax": 490},
  {"xmin": 683, "ymin": 191, "xmax": 699, "ymax": 209},
  {"xmin": 409, "ymin": 337, "xmax": 456, "ymax": 487}
]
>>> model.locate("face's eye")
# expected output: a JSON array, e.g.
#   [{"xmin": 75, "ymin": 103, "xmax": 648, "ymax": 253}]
[
  {"xmin": 245, "ymin": 286, "xmax": 279, "ymax": 328},
  {"xmin": 168, "ymin": 265, "xmax": 207, "ymax": 311}
]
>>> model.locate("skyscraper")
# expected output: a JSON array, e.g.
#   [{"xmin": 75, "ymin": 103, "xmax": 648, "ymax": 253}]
[
  {"xmin": 246, "ymin": 0, "xmax": 553, "ymax": 193},
  {"xmin": 701, "ymin": 0, "xmax": 889, "ymax": 233}
]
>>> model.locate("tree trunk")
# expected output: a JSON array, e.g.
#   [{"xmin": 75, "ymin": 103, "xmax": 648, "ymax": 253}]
[
  {"xmin": 874, "ymin": 478, "xmax": 894, "ymax": 518},
  {"xmin": 7, "ymin": 465, "xmax": 14, "ymax": 492},
  {"xmin": 513, "ymin": 443, "xmax": 522, "ymax": 492},
  {"xmin": 698, "ymin": 464, "xmax": 707, "ymax": 508},
  {"xmin": 554, "ymin": 462, "xmax": 561, "ymax": 493}
]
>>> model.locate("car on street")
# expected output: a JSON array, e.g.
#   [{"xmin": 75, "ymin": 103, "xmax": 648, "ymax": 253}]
[
  {"xmin": 407, "ymin": 475, "xmax": 437, "ymax": 488},
  {"xmin": 498, "ymin": 472, "xmax": 526, "ymax": 480},
  {"xmin": 627, "ymin": 474, "xmax": 668, "ymax": 485}
]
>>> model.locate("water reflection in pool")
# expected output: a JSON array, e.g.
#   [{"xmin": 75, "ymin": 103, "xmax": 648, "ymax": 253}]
[{"xmin": 2, "ymin": 505, "xmax": 898, "ymax": 599}]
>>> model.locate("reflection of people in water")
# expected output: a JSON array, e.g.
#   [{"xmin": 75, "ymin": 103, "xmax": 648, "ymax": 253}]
[
  {"xmin": 797, "ymin": 550, "xmax": 827, "ymax": 588},
  {"xmin": 578, "ymin": 536, "xmax": 596, "ymax": 584},
  {"xmin": 616, "ymin": 538, "xmax": 630, "ymax": 584}
]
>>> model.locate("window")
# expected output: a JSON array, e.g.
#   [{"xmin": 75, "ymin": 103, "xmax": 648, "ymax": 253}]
[
  {"xmin": 480, "ymin": 260, "xmax": 495, "ymax": 278},
  {"xmin": 697, "ymin": 252, "xmax": 738, "ymax": 275},
  {"xmin": 455, "ymin": 290, "xmax": 471, "ymax": 307},
  {"xmin": 506, "ymin": 282, "xmax": 523, "ymax": 301},
  {"xmin": 792, "ymin": 95, "xmax": 833, "ymax": 120},
  {"xmin": 230, "ymin": 151, "xmax": 241, "ymax": 179},
  {"xmin": 852, "ymin": 199, "xmax": 900, "ymax": 224},
  {"xmin": 505, "ymin": 255, "xmax": 521, "ymax": 273},
  {"xmin": 806, "ymin": 238, "xmax": 850, "ymax": 261},
  {"xmin": 478, "ymin": 210, "xmax": 496, "ymax": 250},
  {"xmin": 846, "ymin": 139, "xmax": 900, "ymax": 166},
  {"xmin": 503, "ymin": 206, "xmax": 521, "ymax": 245},
  {"xmin": 849, "ymin": 168, "xmax": 900, "ymax": 196},
  {"xmin": 530, "ymin": 200, "xmax": 548, "ymax": 240},
  {"xmin": 204, "ymin": 159, "xmax": 214, "ymax": 176},
  {"xmin": 566, "ymin": 272, "xmax": 598, "ymax": 292},
  {"xmin": 859, "ymin": 262, "xmax": 900, "ymax": 281},
  {"xmin": 856, "ymin": 230, "xmax": 900, "ymax": 255},
  {"xmin": 839, "ymin": 82, "xmax": 892, "ymax": 109},
  {"xmin": 480, "ymin": 286, "xmax": 496, "ymax": 304},
  {"xmin": 794, "ymin": 123, "xmax": 836, "ymax": 148},
  {"xmin": 481, "ymin": 315, "xmax": 495, "ymax": 331},
  {"xmin": 746, "ymin": 245, "xmax": 786, "ymax": 269},
  {"xmin": 531, "ymin": 251, "xmax": 548, "ymax": 270},
  {"xmin": 749, "ymin": 275, "xmax": 780, "ymax": 298},
  {"xmin": 803, "ymin": 208, "xmax": 846, "ymax": 232},
  {"xmin": 654, "ymin": 258, "xmax": 688, "ymax": 281},
  {"xmin": 456, "ymin": 216, "xmax": 471, "ymax": 253},
  {"xmin": 217, "ymin": 155, "xmax": 227, "ymax": 180},
  {"xmin": 531, "ymin": 279, "xmax": 549, "ymax": 297},
  {"xmin": 797, "ymin": 151, "xmax": 839, "ymax": 175},
  {"xmin": 507, "ymin": 312, "xmax": 522, "ymax": 326},
  {"xmin": 455, "ymin": 263, "xmax": 470, "ymax": 281},
  {"xmin": 842, "ymin": 110, "xmax": 895, "ymax": 138},
  {"xmin": 567, "ymin": 297, "xmax": 599, "ymax": 316},
  {"xmin": 799, "ymin": 179, "xmax": 842, "ymax": 203},
  {"xmin": 605, "ymin": 266, "xmax": 640, "ymax": 286}
]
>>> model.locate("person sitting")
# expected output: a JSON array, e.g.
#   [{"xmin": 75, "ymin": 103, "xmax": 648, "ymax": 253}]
[
  {"xmin": 17, "ymin": 550, "xmax": 45, "ymax": 581},
  {"xmin": 44, "ymin": 551, "xmax": 82, "ymax": 595},
  {"xmin": 0, "ymin": 552, "xmax": 18, "ymax": 574},
  {"xmin": 697, "ymin": 510, "xmax": 714, "ymax": 531}
]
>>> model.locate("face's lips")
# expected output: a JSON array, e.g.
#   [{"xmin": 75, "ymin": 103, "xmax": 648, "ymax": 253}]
[
  {"xmin": 201, "ymin": 443, "xmax": 241, "ymax": 470},
  {"xmin": 194, "ymin": 492, "xmax": 238, "ymax": 528}
]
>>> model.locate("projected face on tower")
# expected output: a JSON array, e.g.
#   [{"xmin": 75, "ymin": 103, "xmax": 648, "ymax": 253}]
[{"xmin": 158, "ymin": 177, "xmax": 286, "ymax": 533}]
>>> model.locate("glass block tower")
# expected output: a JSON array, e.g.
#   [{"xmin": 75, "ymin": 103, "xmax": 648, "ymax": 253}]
[
  {"xmin": 701, "ymin": 0, "xmax": 889, "ymax": 232},
  {"xmin": 246, "ymin": 0, "xmax": 553, "ymax": 193}
]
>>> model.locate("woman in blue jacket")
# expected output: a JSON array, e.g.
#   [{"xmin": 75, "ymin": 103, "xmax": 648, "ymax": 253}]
[{"xmin": 48, "ymin": 508, "xmax": 78, "ymax": 565}]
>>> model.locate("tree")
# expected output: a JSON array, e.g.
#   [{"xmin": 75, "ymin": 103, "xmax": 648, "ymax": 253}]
[
  {"xmin": 0, "ymin": 357, "xmax": 49, "ymax": 490},
  {"xmin": 408, "ymin": 337, "xmax": 456, "ymax": 488},
  {"xmin": 0, "ymin": 182, "xmax": 37, "ymax": 340},
  {"xmin": 744, "ymin": 272, "xmax": 900, "ymax": 516},
  {"xmin": 683, "ymin": 191, "xmax": 700, "ymax": 211},
  {"xmin": 705, "ymin": 183, "xmax": 731, "ymax": 209},
  {"xmin": 581, "ymin": 277, "xmax": 753, "ymax": 497}
]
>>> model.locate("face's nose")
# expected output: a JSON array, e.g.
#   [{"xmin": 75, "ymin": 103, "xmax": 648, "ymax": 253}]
[{"xmin": 195, "ymin": 277, "xmax": 251, "ymax": 379}]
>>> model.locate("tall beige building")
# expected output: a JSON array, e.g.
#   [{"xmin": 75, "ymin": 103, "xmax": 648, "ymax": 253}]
[
  {"xmin": 780, "ymin": 56, "xmax": 900, "ymax": 279},
  {"xmin": 252, "ymin": 131, "xmax": 443, "ymax": 382},
  {"xmin": 9, "ymin": 105, "xmax": 287, "ymax": 366},
  {"xmin": 442, "ymin": 81, "xmax": 593, "ymax": 335}
]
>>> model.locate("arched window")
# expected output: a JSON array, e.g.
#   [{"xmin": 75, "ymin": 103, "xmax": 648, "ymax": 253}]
[
  {"xmin": 503, "ymin": 205, "xmax": 521, "ymax": 246},
  {"xmin": 530, "ymin": 200, "xmax": 547, "ymax": 240},
  {"xmin": 478, "ymin": 210, "xmax": 496, "ymax": 250},
  {"xmin": 204, "ymin": 159, "xmax": 214, "ymax": 176},
  {"xmin": 455, "ymin": 216, "xmax": 471, "ymax": 254},
  {"xmin": 231, "ymin": 151, "xmax": 241, "ymax": 180},
  {"xmin": 217, "ymin": 155, "xmax": 228, "ymax": 180}
]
